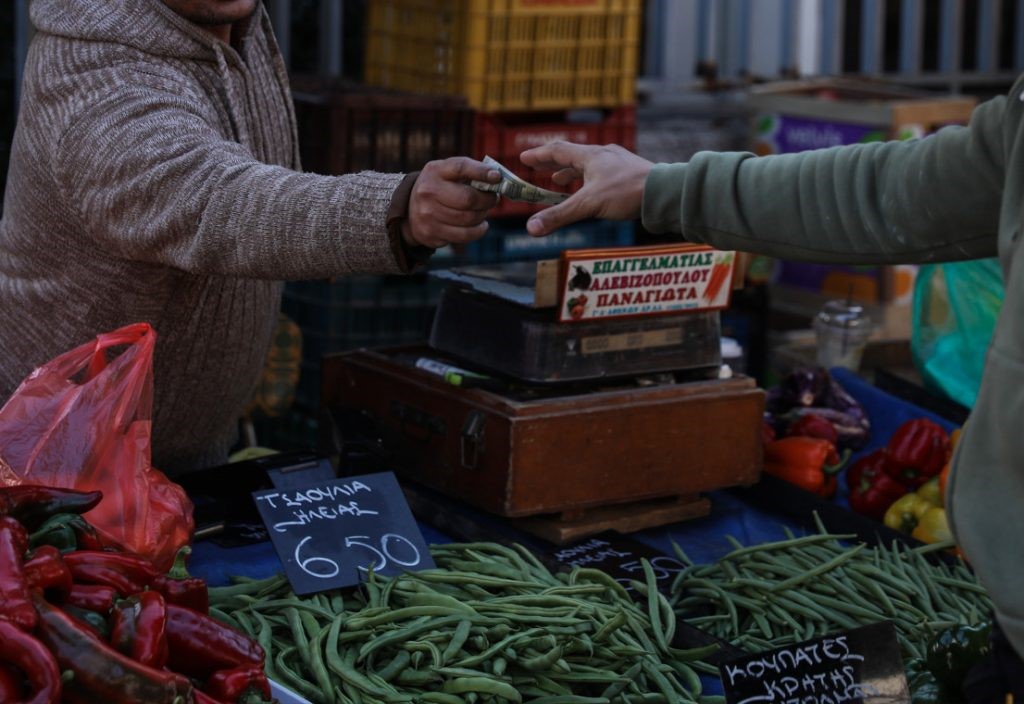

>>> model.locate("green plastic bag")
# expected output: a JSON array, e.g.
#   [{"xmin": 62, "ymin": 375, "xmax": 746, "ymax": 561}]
[{"xmin": 911, "ymin": 259, "xmax": 1004, "ymax": 408}]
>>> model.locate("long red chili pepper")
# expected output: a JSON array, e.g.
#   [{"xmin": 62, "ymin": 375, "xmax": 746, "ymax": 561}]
[
  {"xmin": 0, "ymin": 486, "xmax": 102, "ymax": 531},
  {"xmin": 63, "ymin": 550, "xmax": 158, "ymax": 595},
  {"xmin": 0, "ymin": 516, "xmax": 36, "ymax": 631},
  {"xmin": 63, "ymin": 584, "xmax": 118, "ymax": 614},
  {"xmin": 152, "ymin": 545, "xmax": 210, "ymax": 614},
  {"xmin": 0, "ymin": 618, "xmax": 61, "ymax": 704},
  {"xmin": 110, "ymin": 591, "xmax": 169, "ymax": 669},
  {"xmin": 205, "ymin": 664, "xmax": 273, "ymax": 702},
  {"xmin": 0, "ymin": 663, "xmax": 22, "ymax": 702},
  {"xmin": 23, "ymin": 545, "xmax": 72, "ymax": 598},
  {"xmin": 165, "ymin": 603, "xmax": 264, "ymax": 678},
  {"xmin": 32, "ymin": 596, "xmax": 192, "ymax": 703}
]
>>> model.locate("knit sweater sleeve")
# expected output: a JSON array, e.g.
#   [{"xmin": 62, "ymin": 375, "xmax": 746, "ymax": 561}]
[
  {"xmin": 642, "ymin": 93, "xmax": 1006, "ymax": 264},
  {"xmin": 54, "ymin": 85, "xmax": 408, "ymax": 280}
]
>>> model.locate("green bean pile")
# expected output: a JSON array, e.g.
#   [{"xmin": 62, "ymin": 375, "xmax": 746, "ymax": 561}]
[
  {"xmin": 209, "ymin": 542, "xmax": 722, "ymax": 704},
  {"xmin": 667, "ymin": 522, "xmax": 992, "ymax": 684}
]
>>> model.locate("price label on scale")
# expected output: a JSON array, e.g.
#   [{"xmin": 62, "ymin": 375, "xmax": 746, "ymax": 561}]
[{"xmin": 253, "ymin": 472, "xmax": 435, "ymax": 595}]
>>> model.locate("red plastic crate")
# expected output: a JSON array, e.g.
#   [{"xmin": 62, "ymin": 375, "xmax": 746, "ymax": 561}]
[{"xmin": 473, "ymin": 105, "xmax": 636, "ymax": 217}]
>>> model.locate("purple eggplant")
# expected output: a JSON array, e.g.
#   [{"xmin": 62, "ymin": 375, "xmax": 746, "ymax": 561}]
[{"xmin": 764, "ymin": 367, "xmax": 870, "ymax": 450}]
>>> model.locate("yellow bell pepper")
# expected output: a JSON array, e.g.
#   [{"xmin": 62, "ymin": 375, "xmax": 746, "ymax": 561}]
[
  {"xmin": 883, "ymin": 491, "xmax": 938, "ymax": 533},
  {"xmin": 916, "ymin": 477, "xmax": 943, "ymax": 507},
  {"xmin": 911, "ymin": 506, "xmax": 953, "ymax": 544}
]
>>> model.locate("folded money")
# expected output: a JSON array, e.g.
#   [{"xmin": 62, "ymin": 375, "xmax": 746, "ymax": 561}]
[{"xmin": 470, "ymin": 155, "xmax": 570, "ymax": 206}]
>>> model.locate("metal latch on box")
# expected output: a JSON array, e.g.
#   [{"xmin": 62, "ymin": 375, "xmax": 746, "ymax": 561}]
[{"xmin": 461, "ymin": 411, "xmax": 485, "ymax": 470}]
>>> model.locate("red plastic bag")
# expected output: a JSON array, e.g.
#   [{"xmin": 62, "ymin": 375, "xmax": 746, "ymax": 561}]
[{"xmin": 0, "ymin": 323, "xmax": 193, "ymax": 570}]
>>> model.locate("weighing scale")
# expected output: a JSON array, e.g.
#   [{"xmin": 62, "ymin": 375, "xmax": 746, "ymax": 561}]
[{"xmin": 321, "ymin": 245, "xmax": 765, "ymax": 543}]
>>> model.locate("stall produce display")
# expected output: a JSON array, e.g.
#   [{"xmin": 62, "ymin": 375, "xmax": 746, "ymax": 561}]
[
  {"xmin": 208, "ymin": 542, "xmax": 721, "ymax": 704},
  {"xmin": 0, "ymin": 484, "xmax": 273, "ymax": 704},
  {"xmin": 668, "ymin": 520, "xmax": 992, "ymax": 701},
  {"xmin": 765, "ymin": 367, "xmax": 871, "ymax": 451}
]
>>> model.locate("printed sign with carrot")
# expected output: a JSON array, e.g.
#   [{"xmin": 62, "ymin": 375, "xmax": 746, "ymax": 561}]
[{"xmin": 557, "ymin": 244, "xmax": 736, "ymax": 323}]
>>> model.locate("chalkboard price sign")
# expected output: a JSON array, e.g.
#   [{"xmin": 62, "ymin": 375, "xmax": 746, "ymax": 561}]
[
  {"xmin": 720, "ymin": 621, "xmax": 910, "ymax": 704},
  {"xmin": 253, "ymin": 471, "xmax": 435, "ymax": 595},
  {"xmin": 549, "ymin": 532, "xmax": 687, "ymax": 590}
]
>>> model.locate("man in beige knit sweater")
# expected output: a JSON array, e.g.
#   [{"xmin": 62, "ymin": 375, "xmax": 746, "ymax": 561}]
[{"xmin": 0, "ymin": 0, "xmax": 499, "ymax": 474}]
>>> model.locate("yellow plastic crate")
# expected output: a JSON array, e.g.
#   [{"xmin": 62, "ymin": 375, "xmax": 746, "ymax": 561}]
[{"xmin": 365, "ymin": 0, "xmax": 640, "ymax": 111}]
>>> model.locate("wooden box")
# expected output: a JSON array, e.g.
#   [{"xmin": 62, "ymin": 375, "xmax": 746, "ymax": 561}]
[{"xmin": 322, "ymin": 348, "xmax": 765, "ymax": 523}]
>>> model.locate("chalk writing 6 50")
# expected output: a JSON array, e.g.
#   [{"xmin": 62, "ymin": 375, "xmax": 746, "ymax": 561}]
[{"xmin": 293, "ymin": 533, "xmax": 422, "ymax": 579}]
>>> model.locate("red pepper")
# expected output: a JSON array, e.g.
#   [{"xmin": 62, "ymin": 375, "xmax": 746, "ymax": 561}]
[
  {"xmin": 763, "ymin": 436, "xmax": 849, "ymax": 498},
  {"xmin": 194, "ymin": 691, "xmax": 230, "ymax": 704},
  {"xmin": 885, "ymin": 418, "xmax": 951, "ymax": 488},
  {"xmin": 23, "ymin": 545, "xmax": 72, "ymax": 598},
  {"xmin": 786, "ymin": 412, "xmax": 839, "ymax": 445},
  {"xmin": 63, "ymin": 550, "xmax": 158, "ymax": 595},
  {"xmin": 0, "ymin": 486, "xmax": 102, "ymax": 531},
  {"xmin": 165, "ymin": 603, "xmax": 265, "ymax": 679},
  {"xmin": 761, "ymin": 419, "xmax": 776, "ymax": 446},
  {"xmin": 152, "ymin": 545, "xmax": 209, "ymax": 614},
  {"xmin": 32, "ymin": 595, "xmax": 192, "ymax": 703},
  {"xmin": 110, "ymin": 591, "xmax": 169, "ymax": 669},
  {"xmin": 846, "ymin": 449, "xmax": 907, "ymax": 520},
  {"xmin": 206, "ymin": 664, "xmax": 273, "ymax": 703},
  {"xmin": 62, "ymin": 583, "xmax": 117, "ymax": 614},
  {"xmin": 0, "ymin": 618, "xmax": 61, "ymax": 704},
  {"xmin": 0, "ymin": 516, "xmax": 36, "ymax": 631}
]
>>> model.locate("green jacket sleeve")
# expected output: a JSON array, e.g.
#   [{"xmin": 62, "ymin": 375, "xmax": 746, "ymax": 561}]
[{"xmin": 642, "ymin": 94, "xmax": 1007, "ymax": 264}]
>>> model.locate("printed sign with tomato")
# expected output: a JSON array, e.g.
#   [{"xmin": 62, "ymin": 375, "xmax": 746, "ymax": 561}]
[{"xmin": 558, "ymin": 244, "xmax": 736, "ymax": 323}]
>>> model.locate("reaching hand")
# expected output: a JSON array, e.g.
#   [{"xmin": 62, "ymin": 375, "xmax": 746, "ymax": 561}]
[
  {"xmin": 403, "ymin": 157, "xmax": 500, "ymax": 249},
  {"xmin": 519, "ymin": 142, "xmax": 653, "ymax": 236}
]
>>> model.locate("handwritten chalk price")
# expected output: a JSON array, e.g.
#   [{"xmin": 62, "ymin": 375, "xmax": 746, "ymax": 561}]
[
  {"xmin": 551, "ymin": 535, "xmax": 687, "ymax": 591},
  {"xmin": 253, "ymin": 472, "xmax": 435, "ymax": 595}
]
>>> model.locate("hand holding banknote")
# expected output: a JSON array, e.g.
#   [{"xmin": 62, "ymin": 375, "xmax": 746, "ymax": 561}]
[
  {"xmin": 517, "ymin": 142, "xmax": 653, "ymax": 236},
  {"xmin": 469, "ymin": 156, "xmax": 571, "ymax": 206}
]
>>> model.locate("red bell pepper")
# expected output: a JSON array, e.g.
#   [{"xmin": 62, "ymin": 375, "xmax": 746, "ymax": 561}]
[
  {"xmin": 786, "ymin": 412, "xmax": 839, "ymax": 445},
  {"xmin": 885, "ymin": 418, "xmax": 951, "ymax": 488},
  {"xmin": 0, "ymin": 619, "xmax": 61, "ymax": 704},
  {"xmin": 63, "ymin": 550, "xmax": 158, "ymax": 595},
  {"xmin": 0, "ymin": 516, "xmax": 36, "ymax": 631},
  {"xmin": 846, "ymin": 449, "xmax": 907, "ymax": 520},
  {"xmin": 205, "ymin": 664, "xmax": 273, "ymax": 703},
  {"xmin": 23, "ymin": 545, "xmax": 72, "ymax": 598},
  {"xmin": 32, "ymin": 595, "xmax": 192, "ymax": 703},
  {"xmin": 110, "ymin": 591, "xmax": 169, "ymax": 669},
  {"xmin": 763, "ymin": 436, "xmax": 849, "ymax": 498},
  {"xmin": 165, "ymin": 603, "xmax": 265, "ymax": 679},
  {"xmin": 0, "ymin": 486, "xmax": 102, "ymax": 531},
  {"xmin": 152, "ymin": 545, "xmax": 209, "ymax": 614}
]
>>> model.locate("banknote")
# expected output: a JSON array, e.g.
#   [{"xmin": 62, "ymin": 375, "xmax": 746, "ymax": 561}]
[{"xmin": 470, "ymin": 155, "xmax": 570, "ymax": 206}]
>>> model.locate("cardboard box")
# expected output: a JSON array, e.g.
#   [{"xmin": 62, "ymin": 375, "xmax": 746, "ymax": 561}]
[{"xmin": 748, "ymin": 78, "xmax": 976, "ymax": 303}]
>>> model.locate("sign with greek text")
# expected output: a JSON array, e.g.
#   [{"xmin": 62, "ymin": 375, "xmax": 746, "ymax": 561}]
[
  {"xmin": 720, "ymin": 621, "xmax": 910, "ymax": 704},
  {"xmin": 558, "ymin": 244, "xmax": 735, "ymax": 322},
  {"xmin": 548, "ymin": 532, "xmax": 687, "ymax": 591},
  {"xmin": 253, "ymin": 472, "xmax": 435, "ymax": 595}
]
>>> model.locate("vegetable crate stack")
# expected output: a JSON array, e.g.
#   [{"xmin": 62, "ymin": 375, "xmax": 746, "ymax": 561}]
[
  {"xmin": 364, "ymin": 0, "xmax": 643, "ymax": 218},
  {"xmin": 284, "ymin": 78, "xmax": 476, "ymax": 414}
]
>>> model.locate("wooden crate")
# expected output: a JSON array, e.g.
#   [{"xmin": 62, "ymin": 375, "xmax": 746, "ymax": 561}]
[{"xmin": 322, "ymin": 347, "xmax": 764, "ymax": 520}]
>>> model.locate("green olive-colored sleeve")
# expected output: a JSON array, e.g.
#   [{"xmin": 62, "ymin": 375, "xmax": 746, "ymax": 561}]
[{"xmin": 642, "ymin": 94, "xmax": 1006, "ymax": 264}]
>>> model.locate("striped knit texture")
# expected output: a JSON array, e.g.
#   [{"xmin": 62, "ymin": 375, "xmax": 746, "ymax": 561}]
[{"xmin": 0, "ymin": 0, "xmax": 406, "ymax": 474}]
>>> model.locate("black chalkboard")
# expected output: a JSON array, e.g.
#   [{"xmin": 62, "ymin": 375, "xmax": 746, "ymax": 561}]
[
  {"xmin": 720, "ymin": 621, "xmax": 910, "ymax": 704},
  {"xmin": 549, "ymin": 531, "xmax": 688, "ymax": 590},
  {"xmin": 253, "ymin": 471, "xmax": 435, "ymax": 595}
]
